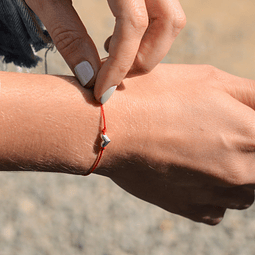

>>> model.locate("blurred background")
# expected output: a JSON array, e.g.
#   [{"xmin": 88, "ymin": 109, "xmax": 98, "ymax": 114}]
[{"xmin": 0, "ymin": 0, "xmax": 255, "ymax": 254}]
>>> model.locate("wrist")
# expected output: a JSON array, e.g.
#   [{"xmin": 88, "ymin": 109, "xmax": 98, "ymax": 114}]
[
  {"xmin": 94, "ymin": 64, "xmax": 182, "ymax": 177},
  {"xmin": 93, "ymin": 80, "xmax": 151, "ymax": 177}
]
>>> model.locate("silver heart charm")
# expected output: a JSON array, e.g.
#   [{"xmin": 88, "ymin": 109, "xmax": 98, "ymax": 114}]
[{"xmin": 101, "ymin": 134, "xmax": 111, "ymax": 148}]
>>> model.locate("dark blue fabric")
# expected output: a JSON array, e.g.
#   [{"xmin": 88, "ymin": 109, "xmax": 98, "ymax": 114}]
[{"xmin": 0, "ymin": 0, "xmax": 52, "ymax": 68}]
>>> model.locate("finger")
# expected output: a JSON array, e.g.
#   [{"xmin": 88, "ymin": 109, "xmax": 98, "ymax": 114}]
[
  {"xmin": 104, "ymin": 36, "xmax": 112, "ymax": 53},
  {"xmin": 128, "ymin": 0, "xmax": 186, "ymax": 77},
  {"xmin": 94, "ymin": 0, "xmax": 149, "ymax": 103},
  {"xmin": 208, "ymin": 67, "xmax": 255, "ymax": 110},
  {"xmin": 229, "ymin": 77, "xmax": 255, "ymax": 110},
  {"xmin": 185, "ymin": 205, "xmax": 226, "ymax": 226},
  {"xmin": 202, "ymin": 186, "xmax": 254, "ymax": 210},
  {"xmin": 221, "ymin": 187, "xmax": 255, "ymax": 210},
  {"xmin": 25, "ymin": 0, "xmax": 101, "ymax": 88},
  {"xmin": 216, "ymin": 84, "xmax": 255, "ymax": 187},
  {"xmin": 195, "ymin": 69, "xmax": 255, "ymax": 187}
]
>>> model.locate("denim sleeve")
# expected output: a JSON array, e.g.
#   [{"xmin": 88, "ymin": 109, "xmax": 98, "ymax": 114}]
[{"xmin": 0, "ymin": 0, "xmax": 52, "ymax": 68}]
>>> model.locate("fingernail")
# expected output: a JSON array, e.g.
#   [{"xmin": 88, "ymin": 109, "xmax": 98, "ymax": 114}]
[
  {"xmin": 100, "ymin": 85, "xmax": 117, "ymax": 104},
  {"xmin": 74, "ymin": 61, "xmax": 94, "ymax": 87}
]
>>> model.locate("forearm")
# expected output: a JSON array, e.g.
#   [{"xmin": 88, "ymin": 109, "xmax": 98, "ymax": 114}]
[
  {"xmin": 1, "ymin": 64, "xmax": 255, "ymax": 225},
  {"xmin": 0, "ymin": 71, "xmax": 109, "ymax": 175}
]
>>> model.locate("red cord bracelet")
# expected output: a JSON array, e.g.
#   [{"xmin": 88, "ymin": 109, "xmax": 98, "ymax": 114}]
[{"xmin": 83, "ymin": 104, "xmax": 110, "ymax": 176}]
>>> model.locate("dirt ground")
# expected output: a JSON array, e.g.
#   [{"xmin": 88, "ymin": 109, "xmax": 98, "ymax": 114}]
[{"xmin": 1, "ymin": 0, "xmax": 255, "ymax": 254}]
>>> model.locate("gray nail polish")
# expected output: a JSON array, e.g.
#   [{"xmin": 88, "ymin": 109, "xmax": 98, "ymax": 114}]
[
  {"xmin": 74, "ymin": 61, "xmax": 94, "ymax": 87},
  {"xmin": 100, "ymin": 85, "xmax": 117, "ymax": 104}
]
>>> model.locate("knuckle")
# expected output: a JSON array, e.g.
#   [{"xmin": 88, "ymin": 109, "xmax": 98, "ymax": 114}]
[
  {"xmin": 186, "ymin": 205, "xmax": 225, "ymax": 226},
  {"xmin": 201, "ymin": 217, "xmax": 223, "ymax": 226},
  {"xmin": 220, "ymin": 135, "xmax": 255, "ymax": 187},
  {"xmin": 131, "ymin": 18, "xmax": 149, "ymax": 34},
  {"xmin": 202, "ymin": 64, "xmax": 222, "ymax": 80},
  {"xmin": 228, "ymin": 187, "xmax": 254, "ymax": 210},
  {"xmin": 109, "ymin": 56, "xmax": 130, "ymax": 77},
  {"xmin": 165, "ymin": 9, "xmax": 186, "ymax": 36},
  {"xmin": 117, "ymin": 64, "xmax": 129, "ymax": 77},
  {"xmin": 238, "ymin": 199, "xmax": 254, "ymax": 210},
  {"xmin": 127, "ymin": 11, "xmax": 149, "ymax": 34},
  {"xmin": 244, "ymin": 194, "xmax": 255, "ymax": 208},
  {"xmin": 51, "ymin": 26, "xmax": 83, "ymax": 57},
  {"xmin": 171, "ymin": 12, "xmax": 187, "ymax": 31},
  {"xmin": 203, "ymin": 64, "xmax": 218, "ymax": 73}
]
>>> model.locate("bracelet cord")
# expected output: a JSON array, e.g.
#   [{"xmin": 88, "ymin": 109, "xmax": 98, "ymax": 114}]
[{"xmin": 84, "ymin": 104, "xmax": 107, "ymax": 176}]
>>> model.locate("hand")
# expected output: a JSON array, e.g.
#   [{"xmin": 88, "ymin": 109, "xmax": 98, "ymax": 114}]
[
  {"xmin": 25, "ymin": 0, "xmax": 101, "ymax": 87},
  {"xmin": 97, "ymin": 64, "xmax": 255, "ymax": 225},
  {"xmin": 95, "ymin": 0, "xmax": 186, "ymax": 103},
  {"xmin": 25, "ymin": 0, "xmax": 186, "ymax": 104}
]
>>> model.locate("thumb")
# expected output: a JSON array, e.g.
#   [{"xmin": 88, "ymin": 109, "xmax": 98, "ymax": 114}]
[{"xmin": 26, "ymin": 0, "xmax": 101, "ymax": 88}]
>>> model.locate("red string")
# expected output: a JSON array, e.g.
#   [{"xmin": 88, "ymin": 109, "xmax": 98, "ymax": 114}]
[
  {"xmin": 101, "ymin": 104, "xmax": 107, "ymax": 135},
  {"xmin": 83, "ymin": 104, "xmax": 107, "ymax": 176},
  {"xmin": 88, "ymin": 147, "xmax": 105, "ymax": 174}
]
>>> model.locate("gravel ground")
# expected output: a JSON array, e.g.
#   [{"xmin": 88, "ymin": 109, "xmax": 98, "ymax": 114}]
[
  {"xmin": 1, "ymin": 0, "xmax": 255, "ymax": 254},
  {"xmin": 1, "ymin": 172, "xmax": 255, "ymax": 255}
]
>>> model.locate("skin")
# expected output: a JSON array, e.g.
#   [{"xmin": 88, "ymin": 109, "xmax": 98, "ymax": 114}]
[
  {"xmin": 24, "ymin": 0, "xmax": 186, "ymax": 101},
  {"xmin": 1, "ymin": 64, "xmax": 255, "ymax": 225}
]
